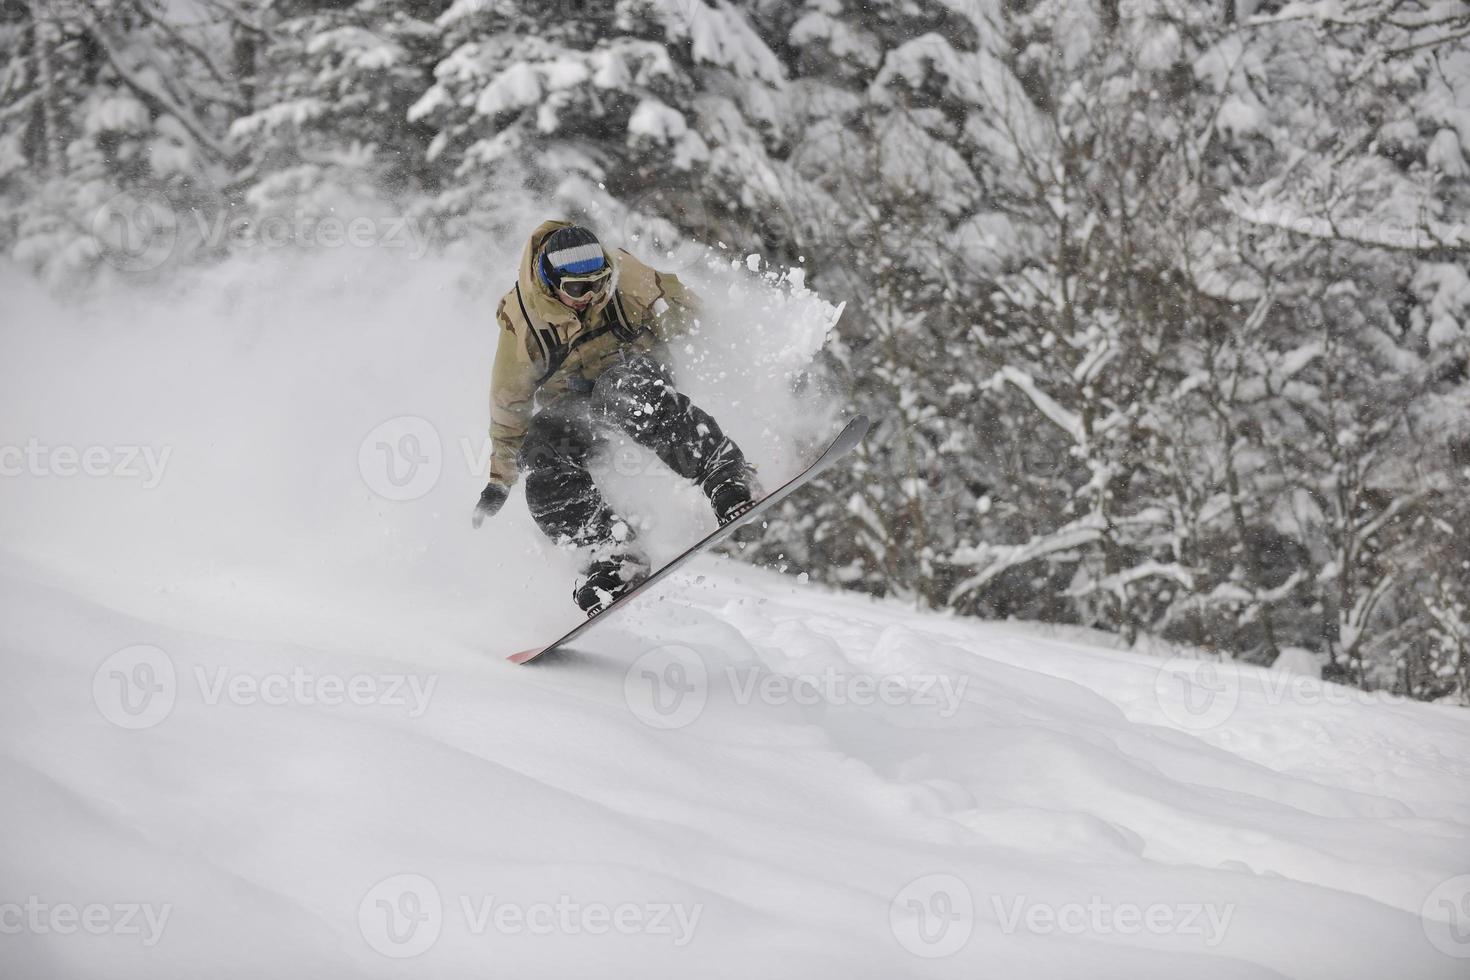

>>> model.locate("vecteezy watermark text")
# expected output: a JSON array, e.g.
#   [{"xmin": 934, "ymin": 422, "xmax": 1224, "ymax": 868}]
[
  {"xmin": 357, "ymin": 874, "xmax": 702, "ymax": 958},
  {"xmin": 0, "ymin": 440, "xmax": 171, "ymax": 489},
  {"xmin": 620, "ymin": 644, "xmax": 971, "ymax": 730},
  {"xmin": 725, "ymin": 666, "xmax": 968, "ymax": 717},
  {"xmin": 92, "ymin": 645, "xmax": 438, "ymax": 730},
  {"xmin": 359, "ymin": 417, "xmax": 776, "ymax": 503},
  {"xmin": 992, "ymin": 894, "xmax": 1235, "ymax": 947},
  {"xmin": 888, "ymin": 875, "xmax": 1238, "ymax": 959},
  {"xmin": 1153, "ymin": 656, "xmax": 1405, "ymax": 731},
  {"xmin": 193, "ymin": 666, "xmax": 437, "ymax": 717},
  {"xmin": 93, "ymin": 191, "xmax": 433, "ymax": 273},
  {"xmin": 0, "ymin": 897, "xmax": 172, "ymax": 948}
]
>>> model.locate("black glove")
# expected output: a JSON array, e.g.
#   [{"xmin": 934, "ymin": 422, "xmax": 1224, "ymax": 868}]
[{"xmin": 471, "ymin": 482, "xmax": 509, "ymax": 529}]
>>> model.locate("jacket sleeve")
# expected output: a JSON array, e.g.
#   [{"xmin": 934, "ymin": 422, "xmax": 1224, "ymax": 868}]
[
  {"xmin": 488, "ymin": 299, "xmax": 536, "ymax": 487},
  {"xmin": 647, "ymin": 268, "xmax": 702, "ymax": 344}
]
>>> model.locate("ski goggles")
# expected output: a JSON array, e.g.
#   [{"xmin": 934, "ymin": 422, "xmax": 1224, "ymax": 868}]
[{"xmin": 556, "ymin": 267, "xmax": 612, "ymax": 302}]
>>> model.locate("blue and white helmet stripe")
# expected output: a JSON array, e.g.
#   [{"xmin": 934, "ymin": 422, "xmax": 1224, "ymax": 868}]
[{"xmin": 546, "ymin": 243, "xmax": 605, "ymax": 276}]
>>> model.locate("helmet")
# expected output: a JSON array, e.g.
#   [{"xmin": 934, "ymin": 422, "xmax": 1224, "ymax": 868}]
[{"xmin": 538, "ymin": 225, "xmax": 612, "ymax": 310}]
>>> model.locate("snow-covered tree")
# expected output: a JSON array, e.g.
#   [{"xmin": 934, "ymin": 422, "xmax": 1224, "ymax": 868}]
[
  {"xmin": 401, "ymin": 0, "xmax": 789, "ymax": 244},
  {"xmin": 3, "ymin": 0, "xmax": 1466, "ymax": 700},
  {"xmin": 1, "ymin": 0, "xmax": 244, "ymax": 281},
  {"xmin": 229, "ymin": 0, "xmax": 441, "ymax": 223}
]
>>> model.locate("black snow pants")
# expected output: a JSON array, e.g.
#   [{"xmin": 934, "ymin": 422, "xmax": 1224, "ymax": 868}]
[{"xmin": 519, "ymin": 352, "xmax": 746, "ymax": 547}]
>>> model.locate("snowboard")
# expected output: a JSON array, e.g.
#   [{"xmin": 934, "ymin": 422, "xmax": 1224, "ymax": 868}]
[{"xmin": 508, "ymin": 414, "xmax": 871, "ymax": 664}]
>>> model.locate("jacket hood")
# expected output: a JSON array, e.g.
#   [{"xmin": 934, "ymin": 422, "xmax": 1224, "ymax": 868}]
[{"xmin": 517, "ymin": 220, "xmax": 619, "ymax": 325}]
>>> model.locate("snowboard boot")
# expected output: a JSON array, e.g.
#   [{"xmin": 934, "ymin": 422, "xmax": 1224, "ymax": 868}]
[
  {"xmin": 700, "ymin": 438, "xmax": 763, "ymax": 527},
  {"xmin": 572, "ymin": 541, "xmax": 651, "ymax": 618},
  {"xmin": 710, "ymin": 475, "xmax": 761, "ymax": 526}
]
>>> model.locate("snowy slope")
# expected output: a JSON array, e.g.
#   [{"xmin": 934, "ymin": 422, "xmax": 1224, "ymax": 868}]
[
  {"xmin": 3, "ymin": 553, "xmax": 1469, "ymax": 979},
  {"xmin": 2, "ymin": 258, "xmax": 1469, "ymax": 978}
]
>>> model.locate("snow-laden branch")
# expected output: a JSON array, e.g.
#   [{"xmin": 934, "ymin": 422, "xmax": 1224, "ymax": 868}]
[
  {"xmin": 1356, "ymin": 493, "xmax": 1423, "ymax": 545},
  {"xmin": 653, "ymin": 0, "xmax": 786, "ymax": 85},
  {"xmin": 76, "ymin": 10, "xmax": 231, "ymax": 161},
  {"xmin": 1068, "ymin": 561, "xmax": 1197, "ymax": 603},
  {"xmin": 1339, "ymin": 571, "xmax": 1398, "ymax": 656},
  {"xmin": 994, "ymin": 366, "xmax": 1084, "ymax": 443},
  {"xmin": 1226, "ymin": 198, "xmax": 1470, "ymax": 255},
  {"xmin": 948, "ymin": 511, "xmax": 1106, "ymax": 602}
]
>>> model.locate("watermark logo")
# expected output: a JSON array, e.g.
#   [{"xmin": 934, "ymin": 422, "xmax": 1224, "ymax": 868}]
[
  {"xmin": 890, "ymin": 873, "xmax": 973, "ymax": 958},
  {"xmin": 92, "ymin": 645, "xmax": 438, "ymax": 730},
  {"xmin": 365, "ymin": 428, "xmax": 748, "ymax": 505},
  {"xmin": 1154, "ymin": 656, "xmax": 1407, "ymax": 731},
  {"xmin": 992, "ymin": 894, "xmax": 1234, "ymax": 947},
  {"xmin": 359, "ymin": 874, "xmax": 443, "ymax": 959},
  {"xmin": 621, "ymin": 649, "xmax": 969, "ymax": 729},
  {"xmin": 0, "ymin": 440, "xmax": 172, "ymax": 488},
  {"xmin": 209, "ymin": 209, "xmax": 430, "ymax": 257},
  {"xmin": 726, "ymin": 666, "xmax": 969, "ymax": 718},
  {"xmin": 359, "ymin": 416, "xmax": 443, "ymax": 502},
  {"xmin": 623, "ymin": 645, "xmax": 709, "ymax": 730},
  {"xmin": 0, "ymin": 897, "xmax": 172, "ymax": 947},
  {"xmin": 1423, "ymin": 874, "xmax": 1470, "ymax": 958},
  {"xmin": 356, "ymin": 873, "xmax": 704, "ymax": 957},
  {"xmin": 457, "ymin": 895, "xmax": 702, "ymax": 946},
  {"xmin": 1154, "ymin": 658, "xmax": 1241, "ymax": 731},
  {"xmin": 92, "ymin": 190, "xmax": 178, "ymax": 273},
  {"xmin": 90, "ymin": 193, "xmax": 433, "ymax": 273},
  {"xmin": 92, "ymin": 645, "xmax": 178, "ymax": 730},
  {"xmin": 192, "ymin": 666, "xmax": 437, "ymax": 718}
]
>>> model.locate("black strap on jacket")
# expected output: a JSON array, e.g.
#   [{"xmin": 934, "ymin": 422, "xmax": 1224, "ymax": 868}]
[
  {"xmin": 517, "ymin": 282, "xmax": 566, "ymax": 386},
  {"xmin": 608, "ymin": 291, "xmax": 643, "ymax": 343},
  {"xmin": 517, "ymin": 282, "xmax": 648, "ymax": 387}
]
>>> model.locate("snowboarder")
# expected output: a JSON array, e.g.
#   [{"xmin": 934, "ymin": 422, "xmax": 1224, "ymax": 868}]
[{"xmin": 470, "ymin": 221, "xmax": 761, "ymax": 616}]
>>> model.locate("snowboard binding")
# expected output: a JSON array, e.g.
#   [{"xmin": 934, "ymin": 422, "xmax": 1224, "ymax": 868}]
[
  {"xmin": 708, "ymin": 463, "xmax": 762, "ymax": 527},
  {"xmin": 573, "ymin": 549, "xmax": 651, "ymax": 618}
]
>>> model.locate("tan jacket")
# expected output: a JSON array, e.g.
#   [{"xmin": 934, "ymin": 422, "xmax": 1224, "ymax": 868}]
[{"xmin": 487, "ymin": 220, "xmax": 701, "ymax": 486}]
